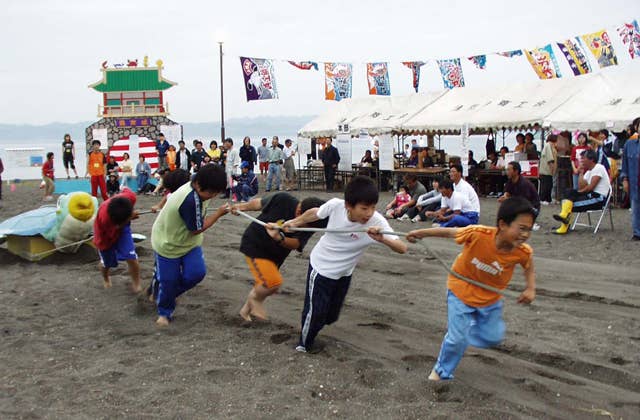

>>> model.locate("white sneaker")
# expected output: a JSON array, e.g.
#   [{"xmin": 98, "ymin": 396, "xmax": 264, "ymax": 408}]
[
  {"xmin": 295, "ymin": 345, "xmax": 307, "ymax": 353},
  {"xmin": 540, "ymin": 201, "xmax": 550, "ymax": 206},
  {"xmin": 432, "ymin": 223, "xmax": 441, "ymax": 228},
  {"xmin": 398, "ymin": 214, "xmax": 410, "ymax": 221},
  {"xmin": 532, "ymin": 223, "xmax": 541, "ymax": 231},
  {"xmin": 411, "ymin": 216, "xmax": 420, "ymax": 223}
]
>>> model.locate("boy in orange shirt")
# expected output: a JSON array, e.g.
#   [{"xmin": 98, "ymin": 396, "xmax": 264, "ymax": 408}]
[
  {"xmin": 406, "ymin": 196, "xmax": 536, "ymax": 381},
  {"xmin": 86, "ymin": 140, "xmax": 108, "ymax": 201}
]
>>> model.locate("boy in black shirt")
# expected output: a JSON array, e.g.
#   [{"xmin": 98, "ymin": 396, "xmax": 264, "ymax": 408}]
[{"xmin": 231, "ymin": 193, "xmax": 326, "ymax": 321}]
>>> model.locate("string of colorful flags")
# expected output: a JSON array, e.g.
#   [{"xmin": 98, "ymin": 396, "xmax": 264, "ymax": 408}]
[{"xmin": 238, "ymin": 19, "xmax": 640, "ymax": 102}]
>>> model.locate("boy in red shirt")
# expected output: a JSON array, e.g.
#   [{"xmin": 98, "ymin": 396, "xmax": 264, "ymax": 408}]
[
  {"xmin": 93, "ymin": 188, "xmax": 141, "ymax": 292},
  {"xmin": 42, "ymin": 152, "xmax": 55, "ymax": 201},
  {"xmin": 407, "ymin": 197, "xmax": 536, "ymax": 381}
]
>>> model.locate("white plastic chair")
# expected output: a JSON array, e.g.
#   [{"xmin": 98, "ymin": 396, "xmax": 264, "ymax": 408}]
[{"xmin": 570, "ymin": 185, "xmax": 614, "ymax": 234}]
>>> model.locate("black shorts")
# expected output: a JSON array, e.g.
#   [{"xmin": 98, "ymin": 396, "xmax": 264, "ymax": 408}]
[{"xmin": 63, "ymin": 154, "xmax": 75, "ymax": 169}]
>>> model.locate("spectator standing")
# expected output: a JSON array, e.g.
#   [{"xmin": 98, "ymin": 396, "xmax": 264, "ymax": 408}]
[
  {"xmin": 0, "ymin": 157, "xmax": 4, "ymax": 208},
  {"xmin": 524, "ymin": 132, "xmax": 538, "ymax": 160},
  {"xmin": 515, "ymin": 133, "xmax": 526, "ymax": 153},
  {"xmin": 239, "ymin": 136, "xmax": 257, "ymax": 172},
  {"xmin": 539, "ymin": 135, "xmax": 557, "ymax": 204},
  {"xmin": 321, "ymin": 138, "xmax": 341, "ymax": 192},
  {"xmin": 208, "ymin": 140, "xmax": 222, "ymax": 164},
  {"xmin": 257, "ymin": 137, "xmax": 270, "ymax": 179},
  {"xmin": 621, "ymin": 117, "xmax": 640, "ymax": 240},
  {"xmin": 155, "ymin": 133, "xmax": 170, "ymax": 170},
  {"xmin": 176, "ymin": 140, "xmax": 191, "ymax": 172},
  {"xmin": 42, "ymin": 152, "xmax": 55, "ymax": 201},
  {"xmin": 87, "ymin": 140, "xmax": 108, "ymax": 201},
  {"xmin": 223, "ymin": 138, "xmax": 241, "ymax": 199},
  {"xmin": 283, "ymin": 139, "xmax": 296, "ymax": 191},
  {"xmin": 266, "ymin": 137, "xmax": 285, "ymax": 192},
  {"xmin": 61, "ymin": 134, "xmax": 79, "ymax": 179},
  {"xmin": 571, "ymin": 133, "xmax": 590, "ymax": 190},
  {"xmin": 190, "ymin": 141, "xmax": 208, "ymax": 172}
]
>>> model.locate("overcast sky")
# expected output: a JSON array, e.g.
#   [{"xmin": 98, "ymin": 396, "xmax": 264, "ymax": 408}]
[{"xmin": 2, "ymin": 0, "xmax": 639, "ymax": 124}]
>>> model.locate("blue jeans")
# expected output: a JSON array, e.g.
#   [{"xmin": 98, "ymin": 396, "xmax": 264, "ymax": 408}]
[
  {"xmin": 266, "ymin": 163, "xmax": 281, "ymax": 191},
  {"xmin": 233, "ymin": 184, "xmax": 254, "ymax": 202},
  {"xmin": 153, "ymin": 246, "xmax": 206, "ymax": 319},
  {"xmin": 572, "ymin": 174, "xmax": 580, "ymax": 190},
  {"xmin": 632, "ymin": 197, "xmax": 640, "ymax": 237},
  {"xmin": 433, "ymin": 290, "xmax": 505, "ymax": 380},
  {"xmin": 137, "ymin": 173, "xmax": 148, "ymax": 192},
  {"xmin": 440, "ymin": 211, "xmax": 479, "ymax": 228}
]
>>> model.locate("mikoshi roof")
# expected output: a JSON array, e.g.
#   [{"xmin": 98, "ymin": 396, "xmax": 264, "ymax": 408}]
[
  {"xmin": 89, "ymin": 67, "xmax": 177, "ymax": 92},
  {"xmin": 543, "ymin": 63, "xmax": 640, "ymax": 131}
]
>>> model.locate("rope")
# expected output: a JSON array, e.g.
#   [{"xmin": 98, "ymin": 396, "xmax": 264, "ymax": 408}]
[
  {"xmin": 30, "ymin": 209, "xmax": 154, "ymax": 258},
  {"xmin": 233, "ymin": 210, "xmax": 520, "ymax": 298}
]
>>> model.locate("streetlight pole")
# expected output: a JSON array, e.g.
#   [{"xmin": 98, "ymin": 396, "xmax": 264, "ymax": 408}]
[{"xmin": 218, "ymin": 41, "xmax": 225, "ymax": 143}]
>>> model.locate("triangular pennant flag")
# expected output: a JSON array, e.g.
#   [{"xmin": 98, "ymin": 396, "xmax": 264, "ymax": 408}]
[
  {"xmin": 579, "ymin": 30, "xmax": 618, "ymax": 68},
  {"xmin": 402, "ymin": 61, "xmax": 425, "ymax": 92},
  {"xmin": 524, "ymin": 44, "xmax": 562, "ymax": 79},
  {"xmin": 617, "ymin": 20, "xmax": 640, "ymax": 59},
  {"xmin": 497, "ymin": 49, "xmax": 523, "ymax": 58},
  {"xmin": 437, "ymin": 58, "xmax": 465, "ymax": 89},
  {"xmin": 239, "ymin": 57, "xmax": 278, "ymax": 101},
  {"xmin": 556, "ymin": 39, "xmax": 591, "ymax": 75},
  {"xmin": 288, "ymin": 61, "xmax": 319, "ymax": 70},
  {"xmin": 467, "ymin": 55, "xmax": 487, "ymax": 69},
  {"xmin": 324, "ymin": 63, "xmax": 352, "ymax": 101},
  {"xmin": 366, "ymin": 62, "xmax": 391, "ymax": 95}
]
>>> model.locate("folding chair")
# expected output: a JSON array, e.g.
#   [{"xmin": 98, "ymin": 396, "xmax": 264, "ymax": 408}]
[{"xmin": 570, "ymin": 185, "xmax": 614, "ymax": 234}]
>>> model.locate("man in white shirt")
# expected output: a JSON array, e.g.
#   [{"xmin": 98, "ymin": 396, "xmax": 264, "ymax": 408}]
[
  {"xmin": 553, "ymin": 149, "xmax": 611, "ymax": 234},
  {"xmin": 449, "ymin": 164, "xmax": 480, "ymax": 214},
  {"xmin": 427, "ymin": 179, "xmax": 479, "ymax": 227},
  {"xmin": 222, "ymin": 138, "xmax": 241, "ymax": 198},
  {"xmin": 282, "ymin": 176, "xmax": 407, "ymax": 353},
  {"xmin": 283, "ymin": 138, "xmax": 296, "ymax": 191}
]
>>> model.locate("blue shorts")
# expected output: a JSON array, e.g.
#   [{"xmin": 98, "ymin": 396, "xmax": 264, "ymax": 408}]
[{"xmin": 98, "ymin": 224, "xmax": 137, "ymax": 268}]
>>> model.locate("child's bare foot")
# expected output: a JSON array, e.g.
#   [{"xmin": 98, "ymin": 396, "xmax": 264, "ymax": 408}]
[
  {"xmin": 248, "ymin": 297, "xmax": 267, "ymax": 320},
  {"xmin": 156, "ymin": 316, "xmax": 170, "ymax": 327},
  {"xmin": 239, "ymin": 301, "xmax": 252, "ymax": 322},
  {"xmin": 103, "ymin": 279, "xmax": 112, "ymax": 289},
  {"xmin": 129, "ymin": 282, "xmax": 142, "ymax": 294},
  {"xmin": 428, "ymin": 370, "xmax": 441, "ymax": 381}
]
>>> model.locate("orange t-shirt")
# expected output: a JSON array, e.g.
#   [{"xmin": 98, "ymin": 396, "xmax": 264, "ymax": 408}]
[
  {"xmin": 88, "ymin": 151, "xmax": 106, "ymax": 176},
  {"xmin": 447, "ymin": 225, "xmax": 533, "ymax": 307}
]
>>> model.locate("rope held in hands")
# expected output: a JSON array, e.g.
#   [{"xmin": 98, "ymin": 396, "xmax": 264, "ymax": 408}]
[{"xmin": 234, "ymin": 210, "xmax": 521, "ymax": 298}]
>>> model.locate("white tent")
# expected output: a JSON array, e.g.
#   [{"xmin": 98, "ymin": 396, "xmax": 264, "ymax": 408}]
[
  {"xmin": 544, "ymin": 63, "xmax": 640, "ymax": 131},
  {"xmin": 297, "ymin": 92, "xmax": 444, "ymax": 138}
]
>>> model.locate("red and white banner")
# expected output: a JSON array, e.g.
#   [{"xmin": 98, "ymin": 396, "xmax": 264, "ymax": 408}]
[{"xmin": 108, "ymin": 136, "xmax": 159, "ymax": 170}]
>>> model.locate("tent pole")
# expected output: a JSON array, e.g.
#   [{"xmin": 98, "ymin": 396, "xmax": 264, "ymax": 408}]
[{"xmin": 502, "ymin": 128, "xmax": 506, "ymax": 148}]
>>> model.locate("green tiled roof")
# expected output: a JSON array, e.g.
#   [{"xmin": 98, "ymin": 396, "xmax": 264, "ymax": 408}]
[{"xmin": 90, "ymin": 68, "xmax": 176, "ymax": 92}]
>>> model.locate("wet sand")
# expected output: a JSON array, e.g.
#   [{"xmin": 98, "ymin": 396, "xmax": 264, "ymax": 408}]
[{"xmin": 1, "ymin": 181, "xmax": 639, "ymax": 419}]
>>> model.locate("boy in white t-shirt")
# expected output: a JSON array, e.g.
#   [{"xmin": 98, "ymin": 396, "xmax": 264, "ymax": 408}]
[
  {"xmin": 281, "ymin": 176, "xmax": 407, "ymax": 353},
  {"xmin": 429, "ymin": 179, "xmax": 479, "ymax": 228}
]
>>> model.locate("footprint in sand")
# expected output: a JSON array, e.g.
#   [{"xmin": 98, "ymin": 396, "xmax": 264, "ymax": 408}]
[
  {"xmin": 270, "ymin": 333, "xmax": 292, "ymax": 344},
  {"xmin": 356, "ymin": 322, "xmax": 392, "ymax": 330}
]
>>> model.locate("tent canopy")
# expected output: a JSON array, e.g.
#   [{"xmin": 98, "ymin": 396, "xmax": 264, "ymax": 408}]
[{"xmin": 298, "ymin": 63, "xmax": 640, "ymax": 138}]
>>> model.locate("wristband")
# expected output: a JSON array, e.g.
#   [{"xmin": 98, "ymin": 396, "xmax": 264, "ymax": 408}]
[{"xmin": 277, "ymin": 231, "xmax": 286, "ymax": 243}]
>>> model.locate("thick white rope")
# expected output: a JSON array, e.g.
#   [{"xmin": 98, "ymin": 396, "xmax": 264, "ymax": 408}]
[{"xmin": 233, "ymin": 209, "xmax": 519, "ymax": 297}]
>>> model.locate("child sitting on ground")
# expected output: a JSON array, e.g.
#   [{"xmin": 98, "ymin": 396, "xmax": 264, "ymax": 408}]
[
  {"xmin": 93, "ymin": 188, "xmax": 141, "ymax": 292},
  {"xmin": 406, "ymin": 196, "xmax": 536, "ymax": 381},
  {"xmin": 106, "ymin": 173, "xmax": 120, "ymax": 196},
  {"xmin": 282, "ymin": 176, "xmax": 407, "ymax": 353},
  {"xmin": 149, "ymin": 164, "xmax": 229, "ymax": 326},
  {"xmin": 384, "ymin": 185, "xmax": 411, "ymax": 219}
]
